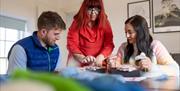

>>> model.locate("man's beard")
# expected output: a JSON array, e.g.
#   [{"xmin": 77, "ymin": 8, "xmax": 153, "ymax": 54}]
[{"xmin": 43, "ymin": 37, "xmax": 54, "ymax": 47}]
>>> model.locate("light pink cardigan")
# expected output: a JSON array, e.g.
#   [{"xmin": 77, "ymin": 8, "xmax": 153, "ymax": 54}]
[{"xmin": 116, "ymin": 40, "xmax": 179, "ymax": 76}]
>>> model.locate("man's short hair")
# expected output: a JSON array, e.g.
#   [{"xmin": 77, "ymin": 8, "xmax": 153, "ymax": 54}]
[{"xmin": 37, "ymin": 11, "xmax": 66, "ymax": 30}]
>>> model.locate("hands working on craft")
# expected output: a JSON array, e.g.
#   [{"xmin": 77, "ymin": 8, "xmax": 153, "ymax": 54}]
[
  {"xmin": 73, "ymin": 54, "xmax": 105, "ymax": 67},
  {"xmin": 135, "ymin": 52, "xmax": 152, "ymax": 71},
  {"xmin": 81, "ymin": 56, "xmax": 96, "ymax": 64},
  {"xmin": 107, "ymin": 52, "xmax": 152, "ymax": 72}
]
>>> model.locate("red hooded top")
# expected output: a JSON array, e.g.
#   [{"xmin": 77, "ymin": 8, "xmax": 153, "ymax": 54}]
[{"xmin": 67, "ymin": 20, "xmax": 114, "ymax": 65}]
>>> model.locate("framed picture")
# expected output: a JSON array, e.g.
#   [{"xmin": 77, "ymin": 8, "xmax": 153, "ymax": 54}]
[
  {"xmin": 128, "ymin": 0, "xmax": 151, "ymax": 28},
  {"xmin": 152, "ymin": 0, "xmax": 180, "ymax": 33}
]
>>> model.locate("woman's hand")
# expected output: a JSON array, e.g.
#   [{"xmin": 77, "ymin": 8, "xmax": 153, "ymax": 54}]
[
  {"xmin": 107, "ymin": 55, "xmax": 121, "ymax": 68},
  {"xmin": 138, "ymin": 57, "xmax": 152, "ymax": 71},
  {"xmin": 73, "ymin": 54, "xmax": 95, "ymax": 64},
  {"xmin": 81, "ymin": 56, "xmax": 96, "ymax": 64},
  {"xmin": 135, "ymin": 52, "xmax": 152, "ymax": 72},
  {"xmin": 95, "ymin": 54, "xmax": 105, "ymax": 67}
]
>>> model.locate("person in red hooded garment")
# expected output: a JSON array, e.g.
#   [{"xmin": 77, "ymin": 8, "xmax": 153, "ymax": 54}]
[{"xmin": 67, "ymin": 0, "xmax": 114, "ymax": 67}]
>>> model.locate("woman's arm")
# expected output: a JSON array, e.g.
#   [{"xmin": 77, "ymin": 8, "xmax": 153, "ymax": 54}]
[
  {"xmin": 96, "ymin": 22, "xmax": 114, "ymax": 66},
  {"xmin": 67, "ymin": 21, "xmax": 83, "ymax": 61},
  {"xmin": 107, "ymin": 43, "xmax": 127, "ymax": 68},
  {"xmin": 99, "ymin": 22, "xmax": 114, "ymax": 58},
  {"xmin": 152, "ymin": 40, "xmax": 179, "ymax": 76},
  {"xmin": 67, "ymin": 21, "xmax": 82, "ymax": 54}
]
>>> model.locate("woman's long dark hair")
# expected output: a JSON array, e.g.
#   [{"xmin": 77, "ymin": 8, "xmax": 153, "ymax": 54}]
[
  {"xmin": 74, "ymin": 0, "xmax": 107, "ymax": 30},
  {"xmin": 124, "ymin": 15, "xmax": 153, "ymax": 63}
]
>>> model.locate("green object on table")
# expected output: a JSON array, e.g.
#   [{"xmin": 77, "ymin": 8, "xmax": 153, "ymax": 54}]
[{"xmin": 11, "ymin": 70, "xmax": 91, "ymax": 91}]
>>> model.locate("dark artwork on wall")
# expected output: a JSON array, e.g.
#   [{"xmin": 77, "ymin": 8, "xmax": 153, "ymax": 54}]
[{"xmin": 153, "ymin": 0, "xmax": 180, "ymax": 33}]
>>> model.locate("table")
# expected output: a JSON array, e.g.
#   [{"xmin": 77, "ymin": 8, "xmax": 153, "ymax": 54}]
[
  {"xmin": 140, "ymin": 77, "xmax": 180, "ymax": 91},
  {"xmin": 83, "ymin": 66, "xmax": 180, "ymax": 91}
]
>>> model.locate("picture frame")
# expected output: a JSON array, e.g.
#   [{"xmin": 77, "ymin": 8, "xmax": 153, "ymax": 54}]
[
  {"xmin": 152, "ymin": 0, "xmax": 180, "ymax": 33},
  {"xmin": 128, "ymin": 0, "xmax": 151, "ymax": 28}
]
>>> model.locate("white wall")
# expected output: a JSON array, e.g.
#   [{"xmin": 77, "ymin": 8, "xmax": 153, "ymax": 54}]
[
  {"xmin": 103, "ymin": 0, "xmax": 180, "ymax": 54},
  {"xmin": 64, "ymin": 0, "xmax": 180, "ymax": 54},
  {"xmin": 104, "ymin": 0, "xmax": 128, "ymax": 54},
  {"xmin": 0, "ymin": 0, "xmax": 37, "ymax": 33},
  {"xmin": 0, "ymin": 0, "xmax": 68, "ymax": 70},
  {"xmin": 0, "ymin": 0, "xmax": 37, "ymax": 74},
  {"xmin": 0, "ymin": 0, "xmax": 179, "ymax": 70}
]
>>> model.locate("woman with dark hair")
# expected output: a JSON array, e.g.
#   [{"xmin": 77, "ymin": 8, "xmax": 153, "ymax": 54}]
[
  {"xmin": 108, "ymin": 15, "xmax": 179, "ymax": 76},
  {"xmin": 67, "ymin": 0, "xmax": 114, "ymax": 67}
]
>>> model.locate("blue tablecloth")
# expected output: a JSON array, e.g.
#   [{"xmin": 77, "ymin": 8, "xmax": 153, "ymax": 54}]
[
  {"xmin": 0, "ymin": 74, "xmax": 9, "ymax": 84},
  {"xmin": 1, "ymin": 68, "xmax": 146, "ymax": 91},
  {"xmin": 60, "ymin": 67, "xmax": 146, "ymax": 91}
]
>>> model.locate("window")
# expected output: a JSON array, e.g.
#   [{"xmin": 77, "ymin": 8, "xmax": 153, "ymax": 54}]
[{"xmin": 0, "ymin": 15, "xmax": 26, "ymax": 74}]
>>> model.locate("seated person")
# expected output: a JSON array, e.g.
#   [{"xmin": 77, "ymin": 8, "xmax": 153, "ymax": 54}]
[
  {"xmin": 7, "ymin": 11, "xmax": 66, "ymax": 74},
  {"xmin": 108, "ymin": 15, "xmax": 179, "ymax": 76}
]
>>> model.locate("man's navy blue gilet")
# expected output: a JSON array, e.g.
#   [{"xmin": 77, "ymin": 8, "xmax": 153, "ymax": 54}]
[{"xmin": 8, "ymin": 31, "xmax": 60, "ymax": 72}]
